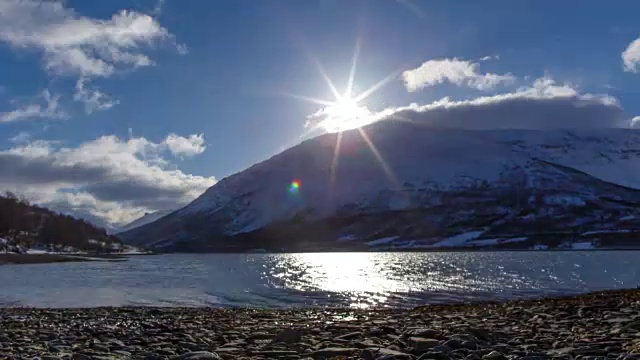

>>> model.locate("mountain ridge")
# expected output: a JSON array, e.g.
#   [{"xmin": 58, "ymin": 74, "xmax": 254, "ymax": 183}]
[
  {"xmin": 115, "ymin": 209, "xmax": 175, "ymax": 234},
  {"xmin": 119, "ymin": 121, "xmax": 640, "ymax": 252}
]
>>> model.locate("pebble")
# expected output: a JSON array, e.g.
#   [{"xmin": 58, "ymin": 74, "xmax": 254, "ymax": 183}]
[
  {"xmin": 0, "ymin": 289, "xmax": 638, "ymax": 359},
  {"xmin": 482, "ymin": 350, "xmax": 507, "ymax": 360},
  {"xmin": 408, "ymin": 337, "xmax": 440, "ymax": 352},
  {"xmin": 175, "ymin": 351, "xmax": 223, "ymax": 360}
]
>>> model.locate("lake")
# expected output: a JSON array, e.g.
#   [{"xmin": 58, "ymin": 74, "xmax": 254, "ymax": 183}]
[{"xmin": 0, "ymin": 252, "xmax": 638, "ymax": 308}]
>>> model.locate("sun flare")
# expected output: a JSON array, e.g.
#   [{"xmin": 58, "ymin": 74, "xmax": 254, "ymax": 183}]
[
  {"xmin": 282, "ymin": 36, "xmax": 401, "ymax": 196},
  {"xmin": 285, "ymin": 34, "xmax": 399, "ymax": 134},
  {"xmin": 319, "ymin": 95, "xmax": 373, "ymax": 133}
]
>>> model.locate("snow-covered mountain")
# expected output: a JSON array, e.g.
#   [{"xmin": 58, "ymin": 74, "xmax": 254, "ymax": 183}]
[
  {"xmin": 118, "ymin": 120, "xmax": 640, "ymax": 252},
  {"xmin": 114, "ymin": 209, "xmax": 175, "ymax": 234}
]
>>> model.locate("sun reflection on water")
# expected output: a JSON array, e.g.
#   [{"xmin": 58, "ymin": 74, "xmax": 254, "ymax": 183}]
[{"xmin": 264, "ymin": 252, "xmax": 454, "ymax": 308}]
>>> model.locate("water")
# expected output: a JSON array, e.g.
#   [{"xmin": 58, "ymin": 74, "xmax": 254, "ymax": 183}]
[{"xmin": 0, "ymin": 252, "xmax": 638, "ymax": 308}]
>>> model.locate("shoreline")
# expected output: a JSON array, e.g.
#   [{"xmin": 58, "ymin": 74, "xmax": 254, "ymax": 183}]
[
  {"xmin": 158, "ymin": 247, "xmax": 640, "ymax": 254},
  {"xmin": 0, "ymin": 253, "xmax": 128, "ymax": 265},
  {"xmin": 2, "ymin": 289, "xmax": 639, "ymax": 358},
  {"xmin": 2, "ymin": 248, "xmax": 640, "ymax": 265}
]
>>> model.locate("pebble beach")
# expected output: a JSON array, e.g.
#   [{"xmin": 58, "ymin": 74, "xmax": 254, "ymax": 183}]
[{"xmin": 1, "ymin": 289, "xmax": 639, "ymax": 359}]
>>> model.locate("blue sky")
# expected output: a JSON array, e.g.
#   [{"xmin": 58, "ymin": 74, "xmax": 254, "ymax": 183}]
[{"xmin": 1, "ymin": 0, "xmax": 640, "ymax": 227}]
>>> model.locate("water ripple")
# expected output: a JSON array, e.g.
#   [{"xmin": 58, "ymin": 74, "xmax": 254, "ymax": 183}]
[{"xmin": 0, "ymin": 251, "xmax": 638, "ymax": 308}]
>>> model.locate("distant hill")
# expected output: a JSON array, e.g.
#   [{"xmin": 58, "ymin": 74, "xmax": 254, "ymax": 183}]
[
  {"xmin": 0, "ymin": 192, "xmax": 124, "ymax": 254},
  {"xmin": 115, "ymin": 209, "xmax": 175, "ymax": 234}
]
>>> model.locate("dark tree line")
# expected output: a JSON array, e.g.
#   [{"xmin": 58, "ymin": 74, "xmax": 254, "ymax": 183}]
[{"xmin": 0, "ymin": 192, "xmax": 121, "ymax": 253}]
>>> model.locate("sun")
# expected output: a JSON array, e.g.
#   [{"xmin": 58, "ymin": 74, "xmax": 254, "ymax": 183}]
[
  {"xmin": 319, "ymin": 95, "xmax": 373, "ymax": 133},
  {"xmin": 285, "ymin": 35, "xmax": 399, "ymax": 134}
]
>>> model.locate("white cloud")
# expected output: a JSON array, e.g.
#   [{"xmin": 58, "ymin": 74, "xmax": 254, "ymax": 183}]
[
  {"xmin": 163, "ymin": 133, "xmax": 206, "ymax": 157},
  {"xmin": 479, "ymin": 55, "xmax": 500, "ymax": 61},
  {"xmin": 622, "ymin": 36, "xmax": 640, "ymax": 73},
  {"xmin": 365, "ymin": 76, "xmax": 625, "ymax": 130},
  {"xmin": 402, "ymin": 57, "xmax": 516, "ymax": 92},
  {"xmin": 0, "ymin": 133, "xmax": 215, "ymax": 226},
  {"xmin": 0, "ymin": 90, "xmax": 66, "ymax": 123},
  {"xmin": 74, "ymin": 78, "xmax": 119, "ymax": 114},
  {"xmin": 9, "ymin": 131, "xmax": 31, "ymax": 144},
  {"xmin": 0, "ymin": 0, "xmax": 184, "ymax": 78},
  {"xmin": 152, "ymin": 0, "xmax": 166, "ymax": 17},
  {"xmin": 631, "ymin": 116, "xmax": 640, "ymax": 128}
]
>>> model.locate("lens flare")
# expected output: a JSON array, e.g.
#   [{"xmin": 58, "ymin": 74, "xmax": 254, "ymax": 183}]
[{"xmin": 289, "ymin": 180, "xmax": 301, "ymax": 193}]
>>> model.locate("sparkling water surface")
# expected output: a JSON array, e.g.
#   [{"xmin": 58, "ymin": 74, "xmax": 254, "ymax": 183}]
[{"xmin": 0, "ymin": 252, "xmax": 638, "ymax": 308}]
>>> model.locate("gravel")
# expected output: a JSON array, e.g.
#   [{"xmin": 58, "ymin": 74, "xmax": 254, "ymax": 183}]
[{"xmin": 1, "ymin": 289, "xmax": 639, "ymax": 359}]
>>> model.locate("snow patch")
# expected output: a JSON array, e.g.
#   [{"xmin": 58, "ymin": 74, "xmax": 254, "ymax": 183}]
[
  {"xmin": 336, "ymin": 234, "xmax": 358, "ymax": 242},
  {"xmin": 572, "ymin": 241, "xmax": 596, "ymax": 250},
  {"xmin": 581, "ymin": 229, "xmax": 631, "ymax": 236},
  {"xmin": 466, "ymin": 238, "xmax": 500, "ymax": 247},
  {"xmin": 465, "ymin": 236, "xmax": 528, "ymax": 247},
  {"xmin": 25, "ymin": 249, "xmax": 50, "ymax": 254},
  {"xmin": 502, "ymin": 237, "xmax": 528, "ymax": 244},
  {"xmin": 432, "ymin": 231, "xmax": 484, "ymax": 247},
  {"xmin": 543, "ymin": 194, "xmax": 586, "ymax": 206},
  {"xmin": 366, "ymin": 236, "xmax": 399, "ymax": 246}
]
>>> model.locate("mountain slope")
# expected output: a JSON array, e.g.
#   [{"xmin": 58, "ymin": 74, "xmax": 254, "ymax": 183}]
[
  {"xmin": 0, "ymin": 193, "xmax": 126, "ymax": 254},
  {"xmin": 119, "ymin": 121, "xmax": 640, "ymax": 252},
  {"xmin": 115, "ymin": 209, "xmax": 175, "ymax": 234}
]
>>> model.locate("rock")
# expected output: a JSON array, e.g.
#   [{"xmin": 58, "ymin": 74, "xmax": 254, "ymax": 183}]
[
  {"xmin": 334, "ymin": 331, "xmax": 362, "ymax": 341},
  {"xmin": 355, "ymin": 341, "xmax": 384, "ymax": 349},
  {"xmin": 449, "ymin": 334, "xmax": 476, "ymax": 342},
  {"xmin": 467, "ymin": 328, "xmax": 492, "ymax": 340},
  {"xmin": 109, "ymin": 339, "xmax": 126, "ymax": 348},
  {"xmin": 443, "ymin": 339, "xmax": 462, "ymax": 350},
  {"xmin": 367, "ymin": 328, "xmax": 387, "ymax": 336},
  {"xmin": 482, "ymin": 351, "xmax": 507, "ymax": 360},
  {"xmin": 417, "ymin": 351, "xmax": 450, "ymax": 360},
  {"xmin": 92, "ymin": 343, "xmax": 110, "ymax": 352},
  {"xmin": 158, "ymin": 347, "xmax": 177, "ymax": 356},
  {"xmin": 71, "ymin": 354, "xmax": 92, "ymax": 360},
  {"xmin": 254, "ymin": 350, "xmax": 299, "ymax": 356},
  {"xmin": 247, "ymin": 332, "xmax": 272, "ymax": 340},
  {"xmin": 310, "ymin": 347, "xmax": 358, "ymax": 359},
  {"xmin": 408, "ymin": 337, "xmax": 440, "ymax": 352},
  {"xmin": 112, "ymin": 350, "xmax": 132, "ymax": 357},
  {"xmin": 175, "ymin": 351, "xmax": 223, "ymax": 360},
  {"xmin": 574, "ymin": 347, "xmax": 608, "ymax": 356},
  {"xmin": 142, "ymin": 353, "xmax": 164, "ymax": 360},
  {"xmin": 381, "ymin": 326, "xmax": 399, "ymax": 334},
  {"xmin": 361, "ymin": 349, "xmax": 376, "ymax": 360},
  {"xmin": 374, "ymin": 347, "xmax": 414, "ymax": 359},
  {"xmin": 179, "ymin": 341, "xmax": 205, "ymax": 351},
  {"xmin": 622, "ymin": 320, "xmax": 640, "ymax": 331},
  {"xmin": 433, "ymin": 345, "xmax": 452, "ymax": 354},
  {"xmin": 406, "ymin": 328, "xmax": 442, "ymax": 338},
  {"xmin": 274, "ymin": 329, "xmax": 303, "ymax": 344},
  {"xmin": 548, "ymin": 347, "xmax": 575, "ymax": 356},
  {"xmin": 461, "ymin": 340, "xmax": 477, "ymax": 350}
]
